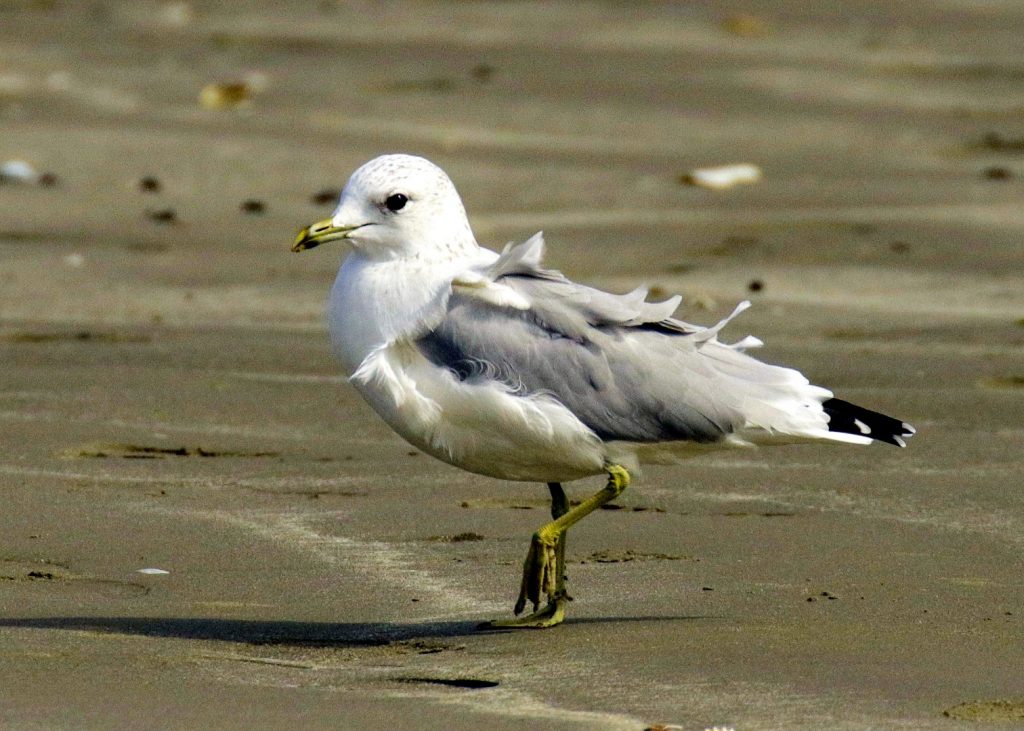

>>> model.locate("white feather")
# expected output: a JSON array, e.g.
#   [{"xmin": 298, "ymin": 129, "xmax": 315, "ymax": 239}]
[
  {"xmin": 452, "ymin": 272, "xmax": 531, "ymax": 310},
  {"xmin": 351, "ymin": 342, "xmax": 605, "ymax": 482}
]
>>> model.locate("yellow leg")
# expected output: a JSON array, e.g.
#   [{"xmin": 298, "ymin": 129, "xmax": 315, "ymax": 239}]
[{"xmin": 486, "ymin": 465, "xmax": 630, "ymax": 629}]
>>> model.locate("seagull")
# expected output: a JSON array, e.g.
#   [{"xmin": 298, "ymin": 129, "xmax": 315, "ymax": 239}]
[{"xmin": 292, "ymin": 154, "xmax": 915, "ymax": 628}]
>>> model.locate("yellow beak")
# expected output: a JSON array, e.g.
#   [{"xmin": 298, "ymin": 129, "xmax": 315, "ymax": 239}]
[{"xmin": 291, "ymin": 219, "xmax": 362, "ymax": 252}]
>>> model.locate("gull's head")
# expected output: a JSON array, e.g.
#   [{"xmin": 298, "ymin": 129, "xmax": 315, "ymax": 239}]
[{"xmin": 292, "ymin": 154, "xmax": 477, "ymax": 260}]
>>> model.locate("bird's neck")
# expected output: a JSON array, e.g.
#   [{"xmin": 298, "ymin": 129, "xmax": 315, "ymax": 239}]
[{"xmin": 326, "ymin": 250, "xmax": 484, "ymax": 375}]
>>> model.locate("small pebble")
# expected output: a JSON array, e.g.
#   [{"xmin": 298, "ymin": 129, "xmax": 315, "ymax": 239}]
[
  {"xmin": 199, "ymin": 81, "xmax": 250, "ymax": 110},
  {"xmin": 240, "ymin": 199, "xmax": 266, "ymax": 214},
  {"xmin": 983, "ymin": 166, "xmax": 1013, "ymax": 180},
  {"xmin": 747, "ymin": 279, "xmax": 764, "ymax": 293},
  {"xmin": 146, "ymin": 208, "xmax": 177, "ymax": 224},
  {"xmin": 981, "ymin": 131, "xmax": 1024, "ymax": 152},
  {"xmin": 139, "ymin": 176, "xmax": 162, "ymax": 193},
  {"xmin": 311, "ymin": 188, "xmax": 340, "ymax": 205},
  {"xmin": 38, "ymin": 172, "xmax": 58, "ymax": 187},
  {"xmin": 470, "ymin": 63, "xmax": 495, "ymax": 82}
]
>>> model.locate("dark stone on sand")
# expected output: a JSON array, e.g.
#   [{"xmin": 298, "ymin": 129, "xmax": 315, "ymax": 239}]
[
  {"xmin": 983, "ymin": 166, "xmax": 1013, "ymax": 180},
  {"xmin": 146, "ymin": 208, "xmax": 177, "ymax": 224},
  {"xmin": 311, "ymin": 188, "xmax": 340, "ymax": 205}
]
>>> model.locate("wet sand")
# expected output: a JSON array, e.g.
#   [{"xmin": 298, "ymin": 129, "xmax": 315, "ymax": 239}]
[{"xmin": 2, "ymin": 2, "xmax": 1023, "ymax": 729}]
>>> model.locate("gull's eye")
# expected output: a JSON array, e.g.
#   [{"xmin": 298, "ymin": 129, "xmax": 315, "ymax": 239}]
[{"xmin": 384, "ymin": 193, "xmax": 408, "ymax": 212}]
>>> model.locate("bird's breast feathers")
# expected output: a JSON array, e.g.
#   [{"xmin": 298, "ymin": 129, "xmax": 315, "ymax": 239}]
[{"xmin": 349, "ymin": 340, "xmax": 606, "ymax": 482}]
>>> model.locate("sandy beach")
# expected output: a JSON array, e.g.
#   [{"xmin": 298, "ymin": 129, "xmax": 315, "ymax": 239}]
[{"xmin": 1, "ymin": 2, "xmax": 1023, "ymax": 728}]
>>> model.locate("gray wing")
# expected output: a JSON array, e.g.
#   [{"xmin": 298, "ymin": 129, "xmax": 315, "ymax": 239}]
[
  {"xmin": 481, "ymin": 232, "xmax": 696, "ymax": 337},
  {"xmin": 416, "ymin": 236, "xmax": 743, "ymax": 444}
]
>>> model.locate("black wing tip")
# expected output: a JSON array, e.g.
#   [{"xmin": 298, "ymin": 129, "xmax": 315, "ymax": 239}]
[{"xmin": 822, "ymin": 398, "xmax": 915, "ymax": 448}]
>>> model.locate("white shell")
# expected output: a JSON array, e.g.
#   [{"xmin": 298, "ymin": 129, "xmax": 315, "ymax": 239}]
[
  {"xmin": 0, "ymin": 160, "xmax": 40, "ymax": 184},
  {"xmin": 683, "ymin": 163, "xmax": 762, "ymax": 190}
]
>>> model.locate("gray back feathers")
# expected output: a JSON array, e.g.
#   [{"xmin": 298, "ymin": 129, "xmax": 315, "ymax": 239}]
[{"xmin": 416, "ymin": 234, "xmax": 754, "ymax": 444}]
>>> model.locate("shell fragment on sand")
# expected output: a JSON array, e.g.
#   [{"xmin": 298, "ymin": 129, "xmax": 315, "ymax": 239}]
[
  {"xmin": 0, "ymin": 160, "xmax": 40, "ymax": 184},
  {"xmin": 199, "ymin": 82, "xmax": 251, "ymax": 109},
  {"xmin": 1, "ymin": 160, "xmax": 57, "ymax": 187},
  {"xmin": 681, "ymin": 163, "xmax": 763, "ymax": 190},
  {"xmin": 199, "ymin": 73, "xmax": 268, "ymax": 110}
]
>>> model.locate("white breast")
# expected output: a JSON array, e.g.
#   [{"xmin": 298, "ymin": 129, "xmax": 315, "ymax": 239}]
[{"xmin": 350, "ymin": 341, "xmax": 606, "ymax": 482}]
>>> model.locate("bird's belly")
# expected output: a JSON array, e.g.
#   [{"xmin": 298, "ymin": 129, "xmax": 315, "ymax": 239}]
[{"xmin": 350, "ymin": 342, "xmax": 606, "ymax": 482}]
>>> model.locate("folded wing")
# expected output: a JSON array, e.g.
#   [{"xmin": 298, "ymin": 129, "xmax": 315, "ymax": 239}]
[{"xmin": 419, "ymin": 233, "xmax": 912, "ymax": 448}]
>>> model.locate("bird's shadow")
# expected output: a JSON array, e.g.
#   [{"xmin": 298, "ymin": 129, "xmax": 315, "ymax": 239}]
[{"xmin": 0, "ymin": 614, "xmax": 715, "ymax": 647}]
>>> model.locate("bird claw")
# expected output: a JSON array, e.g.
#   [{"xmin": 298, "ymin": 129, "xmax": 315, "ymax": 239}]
[
  {"xmin": 481, "ymin": 529, "xmax": 569, "ymax": 630},
  {"xmin": 513, "ymin": 530, "xmax": 559, "ymax": 614},
  {"xmin": 483, "ymin": 521, "xmax": 571, "ymax": 629}
]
